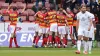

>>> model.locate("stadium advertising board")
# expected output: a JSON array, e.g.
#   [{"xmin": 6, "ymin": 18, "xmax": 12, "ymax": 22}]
[{"xmin": 0, "ymin": 23, "xmax": 42, "ymax": 47}]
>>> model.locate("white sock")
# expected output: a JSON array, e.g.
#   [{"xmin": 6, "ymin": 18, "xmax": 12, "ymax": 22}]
[
  {"xmin": 84, "ymin": 41, "xmax": 88, "ymax": 52},
  {"xmin": 77, "ymin": 40, "xmax": 81, "ymax": 51},
  {"xmin": 88, "ymin": 41, "xmax": 92, "ymax": 52}
]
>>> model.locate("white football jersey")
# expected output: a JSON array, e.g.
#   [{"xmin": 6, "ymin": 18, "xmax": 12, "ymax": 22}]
[
  {"xmin": 77, "ymin": 11, "xmax": 92, "ymax": 29},
  {"xmin": 89, "ymin": 13, "xmax": 95, "ymax": 21}
]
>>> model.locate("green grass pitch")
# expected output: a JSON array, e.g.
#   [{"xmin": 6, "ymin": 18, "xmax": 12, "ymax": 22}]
[{"xmin": 0, "ymin": 47, "xmax": 100, "ymax": 56}]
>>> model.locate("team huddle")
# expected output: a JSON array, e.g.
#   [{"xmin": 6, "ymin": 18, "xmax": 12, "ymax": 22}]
[{"xmin": 6, "ymin": 4, "xmax": 96, "ymax": 54}]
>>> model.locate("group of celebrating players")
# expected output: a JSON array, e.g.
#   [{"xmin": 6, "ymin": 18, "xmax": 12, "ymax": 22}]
[
  {"xmin": 5, "ymin": 4, "xmax": 96, "ymax": 54},
  {"xmin": 32, "ymin": 6, "xmax": 76, "ymax": 48}
]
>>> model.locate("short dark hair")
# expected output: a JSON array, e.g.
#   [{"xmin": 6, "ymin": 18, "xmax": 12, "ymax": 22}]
[
  {"xmin": 42, "ymin": 8, "xmax": 47, "ymax": 12},
  {"xmin": 38, "ymin": 7, "xmax": 42, "ymax": 11},
  {"xmin": 13, "ymin": 7, "xmax": 17, "ymax": 11},
  {"xmin": 80, "ymin": 4, "xmax": 86, "ymax": 8}
]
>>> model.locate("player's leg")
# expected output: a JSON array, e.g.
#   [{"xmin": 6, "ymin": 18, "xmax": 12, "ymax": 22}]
[
  {"xmin": 69, "ymin": 26, "xmax": 76, "ymax": 46},
  {"xmin": 48, "ymin": 23, "xmax": 57, "ymax": 47},
  {"xmin": 54, "ymin": 23, "xmax": 59, "ymax": 47},
  {"xmin": 56, "ymin": 26, "xmax": 61, "ymax": 48},
  {"xmin": 83, "ymin": 36, "xmax": 89, "ymax": 54},
  {"xmin": 88, "ymin": 28, "xmax": 94, "ymax": 54},
  {"xmin": 65, "ymin": 26, "xmax": 69, "ymax": 46},
  {"xmin": 48, "ymin": 24, "xmax": 53, "ymax": 45},
  {"xmin": 33, "ymin": 24, "xmax": 39, "ymax": 46},
  {"xmin": 45, "ymin": 28, "xmax": 50, "ymax": 47},
  {"xmin": 35, "ymin": 27, "xmax": 42, "ymax": 48},
  {"xmin": 9, "ymin": 25, "xmax": 14, "ymax": 48},
  {"xmin": 42, "ymin": 28, "xmax": 47, "ymax": 47},
  {"xmin": 83, "ymin": 30, "xmax": 90, "ymax": 54},
  {"xmin": 9, "ymin": 25, "xmax": 19, "ymax": 48},
  {"xmin": 33, "ymin": 32, "xmax": 38, "ymax": 46},
  {"xmin": 73, "ymin": 26, "xmax": 78, "ymax": 40},
  {"xmin": 75, "ymin": 28, "xmax": 83, "ymax": 54},
  {"xmin": 88, "ymin": 38, "xmax": 92, "ymax": 54},
  {"xmin": 61, "ymin": 26, "xmax": 67, "ymax": 48}
]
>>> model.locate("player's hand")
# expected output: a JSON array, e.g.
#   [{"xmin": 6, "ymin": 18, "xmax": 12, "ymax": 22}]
[
  {"xmin": 63, "ymin": 10, "xmax": 66, "ymax": 13},
  {"xmin": 88, "ymin": 27, "xmax": 91, "ymax": 31},
  {"xmin": 94, "ymin": 28, "xmax": 96, "ymax": 33}
]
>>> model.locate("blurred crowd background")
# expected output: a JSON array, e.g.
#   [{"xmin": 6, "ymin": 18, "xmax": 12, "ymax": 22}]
[{"xmin": 0, "ymin": 0, "xmax": 100, "ymax": 24}]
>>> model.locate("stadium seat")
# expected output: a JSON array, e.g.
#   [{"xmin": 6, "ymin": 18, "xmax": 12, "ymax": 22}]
[
  {"xmin": 3, "ymin": 16, "xmax": 9, "ymax": 22},
  {"xmin": 45, "ymin": 2, "xmax": 50, "ymax": 8},
  {"xmin": 23, "ymin": 21, "xmax": 30, "ymax": 23},
  {"xmin": 16, "ymin": 2, "xmax": 26, "ymax": 9},
  {"xmin": 27, "ymin": 3, "xmax": 34, "ymax": 9},
  {"xmin": 1, "ymin": 9, "xmax": 9, "ymax": 16},
  {"xmin": 29, "ymin": 16, "xmax": 35, "ymax": 22},
  {"xmin": 13, "ymin": 0, "xmax": 24, "ymax": 2},
  {"xmin": 1, "ymin": 3, "xmax": 9, "ymax": 9},
  {"xmin": 27, "ymin": 9, "xmax": 35, "ymax": 16},
  {"xmin": 0, "ymin": 1, "xmax": 3, "ymax": 8},
  {"xmin": 0, "ymin": 0, "xmax": 5, "ymax": 2},
  {"xmin": 20, "ymin": 16, "xmax": 27, "ymax": 22},
  {"xmin": 18, "ymin": 9, "xmax": 28, "ymax": 16},
  {"xmin": 10, "ymin": 3, "xmax": 17, "ymax": 8},
  {"xmin": 0, "ymin": 10, "xmax": 2, "ymax": 14},
  {"xmin": 31, "ymin": 0, "xmax": 36, "ymax": 2}
]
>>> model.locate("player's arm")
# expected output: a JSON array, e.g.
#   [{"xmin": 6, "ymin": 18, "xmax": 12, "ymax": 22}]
[
  {"xmin": 65, "ymin": 16, "xmax": 69, "ymax": 26},
  {"xmin": 76, "ymin": 14, "xmax": 79, "ymax": 32},
  {"xmin": 93, "ymin": 19, "xmax": 96, "ymax": 33},
  {"xmin": 21, "ymin": 6, "xmax": 26, "ymax": 13},
  {"xmin": 6, "ymin": 5, "xmax": 11, "ymax": 13},
  {"xmin": 63, "ymin": 10, "xmax": 72, "ymax": 18},
  {"xmin": 19, "ymin": 6, "xmax": 26, "ymax": 15},
  {"xmin": 88, "ymin": 18, "xmax": 93, "ymax": 31},
  {"xmin": 34, "ymin": 12, "xmax": 39, "ymax": 20},
  {"xmin": 92, "ymin": 15, "xmax": 96, "ymax": 30},
  {"xmin": 76, "ymin": 19, "xmax": 79, "ymax": 32}
]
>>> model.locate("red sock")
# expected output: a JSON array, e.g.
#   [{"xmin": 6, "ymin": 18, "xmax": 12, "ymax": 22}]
[
  {"xmin": 48, "ymin": 35, "xmax": 52, "ymax": 43},
  {"xmin": 44, "ymin": 37, "xmax": 47, "ymax": 44},
  {"xmin": 42, "ymin": 37, "xmax": 48, "ymax": 46},
  {"xmin": 66, "ymin": 39, "xmax": 68, "ymax": 45},
  {"xmin": 9, "ymin": 38, "xmax": 13, "ymax": 48},
  {"xmin": 42, "ymin": 38, "xmax": 45, "ymax": 46},
  {"xmin": 33, "ymin": 36, "xmax": 36, "ymax": 43},
  {"xmin": 58, "ymin": 37, "xmax": 60, "ymax": 44},
  {"xmin": 35, "ymin": 36, "xmax": 40, "ymax": 45},
  {"xmin": 72, "ymin": 39, "xmax": 76, "ymax": 45},
  {"xmin": 14, "ymin": 37, "xmax": 18, "ymax": 47},
  {"xmin": 55, "ymin": 36, "xmax": 58, "ymax": 44},
  {"xmin": 63, "ymin": 37, "xmax": 67, "ymax": 45}
]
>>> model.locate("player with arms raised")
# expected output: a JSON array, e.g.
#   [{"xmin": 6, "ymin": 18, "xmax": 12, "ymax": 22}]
[{"xmin": 7, "ymin": 5, "xmax": 25, "ymax": 48}]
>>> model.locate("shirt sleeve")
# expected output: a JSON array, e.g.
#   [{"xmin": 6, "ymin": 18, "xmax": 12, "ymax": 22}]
[{"xmin": 76, "ymin": 13, "xmax": 79, "ymax": 20}]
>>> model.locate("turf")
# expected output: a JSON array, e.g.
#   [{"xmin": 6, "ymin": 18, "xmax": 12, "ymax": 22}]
[{"xmin": 0, "ymin": 47, "xmax": 100, "ymax": 56}]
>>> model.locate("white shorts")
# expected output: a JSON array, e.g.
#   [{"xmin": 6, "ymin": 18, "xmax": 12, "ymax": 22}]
[
  {"xmin": 78, "ymin": 28, "xmax": 90, "ymax": 37},
  {"xmin": 50, "ymin": 23, "xmax": 58, "ymax": 32},
  {"xmin": 46, "ymin": 28, "xmax": 49, "ymax": 33},
  {"xmin": 68, "ymin": 26, "xmax": 74, "ymax": 34},
  {"xmin": 35, "ymin": 23, "xmax": 40, "ymax": 32},
  {"xmin": 8, "ymin": 25, "xmax": 16, "ymax": 33},
  {"xmin": 58, "ymin": 26, "xmax": 66, "ymax": 34},
  {"xmin": 39, "ymin": 27, "xmax": 46, "ymax": 34},
  {"xmin": 65, "ymin": 26, "xmax": 70, "ymax": 34}
]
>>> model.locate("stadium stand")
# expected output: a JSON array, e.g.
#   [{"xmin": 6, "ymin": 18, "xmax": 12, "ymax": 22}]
[
  {"xmin": 13, "ymin": 0, "xmax": 24, "ymax": 2},
  {"xmin": 1, "ymin": 3, "xmax": 9, "ymax": 9},
  {"xmin": 29, "ymin": 16, "xmax": 35, "ymax": 22}
]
